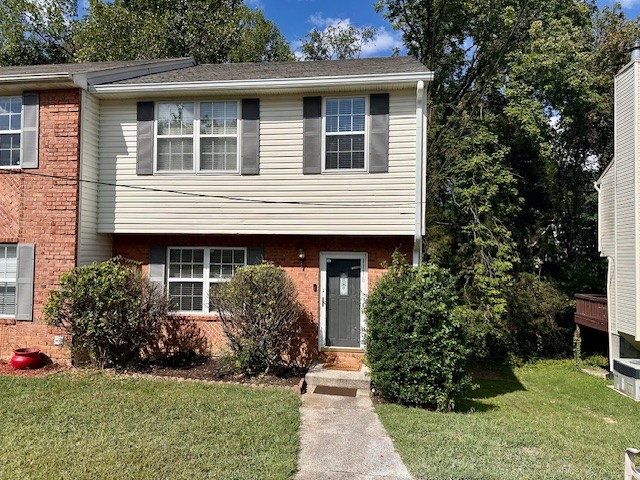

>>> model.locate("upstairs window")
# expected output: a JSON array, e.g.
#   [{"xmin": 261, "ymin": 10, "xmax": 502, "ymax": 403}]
[
  {"xmin": 0, "ymin": 97, "xmax": 22, "ymax": 168},
  {"xmin": 324, "ymin": 97, "xmax": 366, "ymax": 171},
  {"xmin": 0, "ymin": 245, "xmax": 17, "ymax": 316},
  {"xmin": 156, "ymin": 101, "xmax": 239, "ymax": 173},
  {"xmin": 157, "ymin": 102, "xmax": 194, "ymax": 171}
]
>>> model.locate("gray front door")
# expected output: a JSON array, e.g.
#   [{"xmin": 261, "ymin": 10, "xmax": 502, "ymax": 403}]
[{"xmin": 326, "ymin": 258, "xmax": 361, "ymax": 347}]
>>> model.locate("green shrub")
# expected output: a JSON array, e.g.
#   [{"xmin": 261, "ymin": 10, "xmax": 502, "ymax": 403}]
[
  {"xmin": 209, "ymin": 262, "xmax": 302, "ymax": 374},
  {"xmin": 503, "ymin": 273, "xmax": 572, "ymax": 360},
  {"xmin": 465, "ymin": 273, "xmax": 572, "ymax": 361},
  {"xmin": 582, "ymin": 354, "xmax": 609, "ymax": 370},
  {"xmin": 365, "ymin": 253, "xmax": 471, "ymax": 410},
  {"xmin": 45, "ymin": 258, "xmax": 172, "ymax": 367}
]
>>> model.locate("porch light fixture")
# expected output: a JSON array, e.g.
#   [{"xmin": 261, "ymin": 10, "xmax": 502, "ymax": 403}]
[{"xmin": 298, "ymin": 248, "xmax": 306, "ymax": 270}]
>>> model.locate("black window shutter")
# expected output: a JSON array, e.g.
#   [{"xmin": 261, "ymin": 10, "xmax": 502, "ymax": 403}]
[
  {"xmin": 303, "ymin": 96, "xmax": 322, "ymax": 174},
  {"xmin": 148, "ymin": 246, "xmax": 166, "ymax": 290},
  {"xmin": 15, "ymin": 243, "xmax": 35, "ymax": 321},
  {"xmin": 369, "ymin": 93, "xmax": 389, "ymax": 173},
  {"xmin": 247, "ymin": 247, "xmax": 264, "ymax": 265},
  {"xmin": 137, "ymin": 102, "xmax": 154, "ymax": 175},
  {"xmin": 21, "ymin": 92, "xmax": 39, "ymax": 169},
  {"xmin": 241, "ymin": 99, "xmax": 260, "ymax": 175}
]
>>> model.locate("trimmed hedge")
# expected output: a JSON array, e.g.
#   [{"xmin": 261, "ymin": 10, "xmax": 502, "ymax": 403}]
[{"xmin": 365, "ymin": 253, "xmax": 471, "ymax": 410}]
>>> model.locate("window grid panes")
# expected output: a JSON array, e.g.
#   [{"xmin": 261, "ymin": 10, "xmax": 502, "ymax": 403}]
[
  {"xmin": 0, "ymin": 97, "xmax": 21, "ymax": 168},
  {"xmin": 156, "ymin": 103, "xmax": 194, "ymax": 171},
  {"xmin": 0, "ymin": 244, "xmax": 17, "ymax": 316},
  {"xmin": 167, "ymin": 247, "xmax": 246, "ymax": 313},
  {"xmin": 325, "ymin": 97, "xmax": 365, "ymax": 170},
  {"xmin": 156, "ymin": 101, "xmax": 239, "ymax": 173}
]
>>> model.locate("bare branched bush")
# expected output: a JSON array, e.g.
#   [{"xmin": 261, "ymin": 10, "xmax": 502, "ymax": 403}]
[{"xmin": 209, "ymin": 263, "xmax": 302, "ymax": 374}]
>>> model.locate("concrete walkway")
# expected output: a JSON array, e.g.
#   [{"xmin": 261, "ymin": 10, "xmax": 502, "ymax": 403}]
[{"xmin": 295, "ymin": 392, "xmax": 412, "ymax": 480}]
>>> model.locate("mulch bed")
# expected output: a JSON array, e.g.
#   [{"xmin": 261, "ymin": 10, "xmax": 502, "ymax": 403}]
[
  {"xmin": 1, "ymin": 353, "xmax": 307, "ymax": 392},
  {"xmin": 127, "ymin": 352, "xmax": 306, "ymax": 391},
  {"xmin": 0, "ymin": 361, "xmax": 68, "ymax": 377}
]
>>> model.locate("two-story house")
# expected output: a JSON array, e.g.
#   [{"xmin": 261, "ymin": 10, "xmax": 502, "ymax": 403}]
[
  {"xmin": 598, "ymin": 42, "xmax": 640, "ymax": 398},
  {"xmin": 0, "ymin": 57, "xmax": 432, "ymax": 364}
]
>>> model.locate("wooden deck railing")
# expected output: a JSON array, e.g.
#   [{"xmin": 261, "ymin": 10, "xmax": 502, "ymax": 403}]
[{"xmin": 574, "ymin": 294, "xmax": 608, "ymax": 333}]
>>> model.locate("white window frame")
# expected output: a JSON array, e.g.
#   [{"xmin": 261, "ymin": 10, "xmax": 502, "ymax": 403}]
[
  {"xmin": 0, "ymin": 96, "xmax": 22, "ymax": 170},
  {"xmin": 154, "ymin": 100, "xmax": 241, "ymax": 175},
  {"xmin": 321, "ymin": 96, "xmax": 369, "ymax": 173},
  {"xmin": 166, "ymin": 246, "xmax": 247, "ymax": 314},
  {"xmin": 0, "ymin": 244, "xmax": 17, "ymax": 318}
]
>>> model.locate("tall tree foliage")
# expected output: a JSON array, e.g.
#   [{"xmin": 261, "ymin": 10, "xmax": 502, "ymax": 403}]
[
  {"xmin": 0, "ymin": 0, "xmax": 293, "ymax": 65},
  {"xmin": 0, "ymin": 0, "xmax": 77, "ymax": 65},
  {"xmin": 301, "ymin": 23, "xmax": 375, "ymax": 60},
  {"xmin": 75, "ymin": 1, "xmax": 292, "ymax": 63},
  {"xmin": 377, "ymin": 0, "xmax": 638, "ymax": 355}
]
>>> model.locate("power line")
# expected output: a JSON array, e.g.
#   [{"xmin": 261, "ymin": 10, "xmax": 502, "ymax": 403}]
[{"xmin": 0, "ymin": 169, "xmax": 424, "ymax": 208}]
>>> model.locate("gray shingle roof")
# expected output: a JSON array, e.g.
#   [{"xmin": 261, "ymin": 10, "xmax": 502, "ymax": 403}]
[
  {"xmin": 0, "ymin": 58, "xmax": 193, "ymax": 76},
  {"xmin": 110, "ymin": 57, "xmax": 429, "ymax": 85}
]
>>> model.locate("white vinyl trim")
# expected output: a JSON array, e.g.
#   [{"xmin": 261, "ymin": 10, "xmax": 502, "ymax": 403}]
[
  {"xmin": 321, "ymin": 95, "xmax": 369, "ymax": 173},
  {"xmin": 166, "ymin": 246, "xmax": 247, "ymax": 314},
  {"xmin": 153, "ymin": 100, "xmax": 241, "ymax": 174},
  {"xmin": 414, "ymin": 80, "xmax": 425, "ymax": 266},
  {"xmin": 90, "ymin": 71, "xmax": 435, "ymax": 94},
  {"xmin": 318, "ymin": 252, "xmax": 368, "ymax": 350}
]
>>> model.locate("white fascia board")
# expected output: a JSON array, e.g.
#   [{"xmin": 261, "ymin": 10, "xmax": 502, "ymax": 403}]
[
  {"xmin": 90, "ymin": 71, "xmax": 434, "ymax": 94},
  {"xmin": 0, "ymin": 72, "xmax": 72, "ymax": 84}
]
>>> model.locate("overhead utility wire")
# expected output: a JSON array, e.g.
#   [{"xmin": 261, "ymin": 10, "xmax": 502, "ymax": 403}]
[{"xmin": 0, "ymin": 169, "xmax": 424, "ymax": 208}]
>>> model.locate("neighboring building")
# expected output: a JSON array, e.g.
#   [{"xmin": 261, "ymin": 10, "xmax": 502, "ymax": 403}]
[
  {"xmin": 0, "ymin": 58, "xmax": 195, "ymax": 363},
  {"xmin": 0, "ymin": 57, "xmax": 432, "ymax": 364},
  {"xmin": 598, "ymin": 43, "xmax": 640, "ymax": 374}
]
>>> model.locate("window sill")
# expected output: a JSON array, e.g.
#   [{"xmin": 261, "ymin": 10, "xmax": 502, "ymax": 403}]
[
  {"xmin": 321, "ymin": 169, "xmax": 369, "ymax": 174},
  {"xmin": 167, "ymin": 312, "xmax": 222, "ymax": 322},
  {"xmin": 152, "ymin": 170, "xmax": 241, "ymax": 175},
  {"xmin": 0, "ymin": 317, "xmax": 16, "ymax": 325}
]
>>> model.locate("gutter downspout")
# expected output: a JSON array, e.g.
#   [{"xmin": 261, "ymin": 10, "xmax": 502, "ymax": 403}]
[{"xmin": 413, "ymin": 80, "xmax": 425, "ymax": 266}]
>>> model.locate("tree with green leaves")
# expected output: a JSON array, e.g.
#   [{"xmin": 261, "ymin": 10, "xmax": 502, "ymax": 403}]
[
  {"xmin": 301, "ymin": 23, "xmax": 375, "ymax": 60},
  {"xmin": 75, "ymin": 0, "xmax": 294, "ymax": 63},
  {"xmin": 0, "ymin": 0, "xmax": 77, "ymax": 65},
  {"xmin": 0, "ymin": 0, "xmax": 293, "ymax": 66},
  {"xmin": 377, "ymin": 0, "xmax": 638, "ymax": 357}
]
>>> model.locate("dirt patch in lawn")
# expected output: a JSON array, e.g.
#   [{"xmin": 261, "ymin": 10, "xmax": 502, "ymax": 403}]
[
  {"xmin": 0, "ymin": 361, "xmax": 68, "ymax": 377},
  {"xmin": 128, "ymin": 352, "xmax": 306, "ymax": 390}
]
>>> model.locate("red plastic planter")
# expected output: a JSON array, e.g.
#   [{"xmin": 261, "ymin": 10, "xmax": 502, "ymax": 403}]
[{"xmin": 11, "ymin": 348, "xmax": 42, "ymax": 370}]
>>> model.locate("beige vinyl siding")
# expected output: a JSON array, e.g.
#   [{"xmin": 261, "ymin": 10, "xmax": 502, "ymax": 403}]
[
  {"xmin": 598, "ymin": 162, "xmax": 615, "ymax": 257},
  {"xmin": 77, "ymin": 91, "xmax": 112, "ymax": 265},
  {"xmin": 613, "ymin": 64, "xmax": 637, "ymax": 337},
  {"xmin": 97, "ymin": 91, "xmax": 417, "ymax": 235}
]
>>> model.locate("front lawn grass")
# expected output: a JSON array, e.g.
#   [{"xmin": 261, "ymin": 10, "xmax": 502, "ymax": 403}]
[
  {"xmin": 0, "ymin": 372, "xmax": 300, "ymax": 479},
  {"xmin": 377, "ymin": 360, "xmax": 640, "ymax": 480}
]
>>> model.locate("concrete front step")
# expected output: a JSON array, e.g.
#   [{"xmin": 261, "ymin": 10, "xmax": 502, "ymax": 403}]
[{"xmin": 304, "ymin": 362, "xmax": 371, "ymax": 395}]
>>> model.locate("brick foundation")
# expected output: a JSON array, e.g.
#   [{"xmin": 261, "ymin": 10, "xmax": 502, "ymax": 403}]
[
  {"xmin": 113, "ymin": 234, "xmax": 412, "ymax": 361},
  {"xmin": 0, "ymin": 89, "xmax": 80, "ymax": 363}
]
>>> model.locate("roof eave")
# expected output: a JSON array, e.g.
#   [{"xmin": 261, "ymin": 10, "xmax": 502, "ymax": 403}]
[
  {"xmin": 0, "ymin": 72, "xmax": 72, "ymax": 85},
  {"xmin": 73, "ymin": 57, "xmax": 196, "ymax": 89},
  {"xmin": 90, "ymin": 71, "xmax": 434, "ymax": 94}
]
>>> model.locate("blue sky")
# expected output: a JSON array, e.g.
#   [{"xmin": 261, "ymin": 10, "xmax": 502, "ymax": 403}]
[{"xmin": 251, "ymin": 0, "xmax": 640, "ymax": 58}]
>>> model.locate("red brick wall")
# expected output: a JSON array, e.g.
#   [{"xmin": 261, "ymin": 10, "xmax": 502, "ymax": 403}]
[
  {"xmin": 113, "ymin": 234, "xmax": 413, "ymax": 361},
  {"xmin": 0, "ymin": 89, "xmax": 80, "ymax": 363}
]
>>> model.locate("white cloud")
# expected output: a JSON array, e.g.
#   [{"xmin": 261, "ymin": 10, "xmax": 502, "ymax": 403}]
[
  {"xmin": 620, "ymin": 0, "xmax": 640, "ymax": 8},
  {"xmin": 245, "ymin": 0, "xmax": 265, "ymax": 8},
  {"xmin": 361, "ymin": 27, "xmax": 404, "ymax": 57},
  {"xmin": 308, "ymin": 13, "xmax": 350, "ymax": 29}
]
